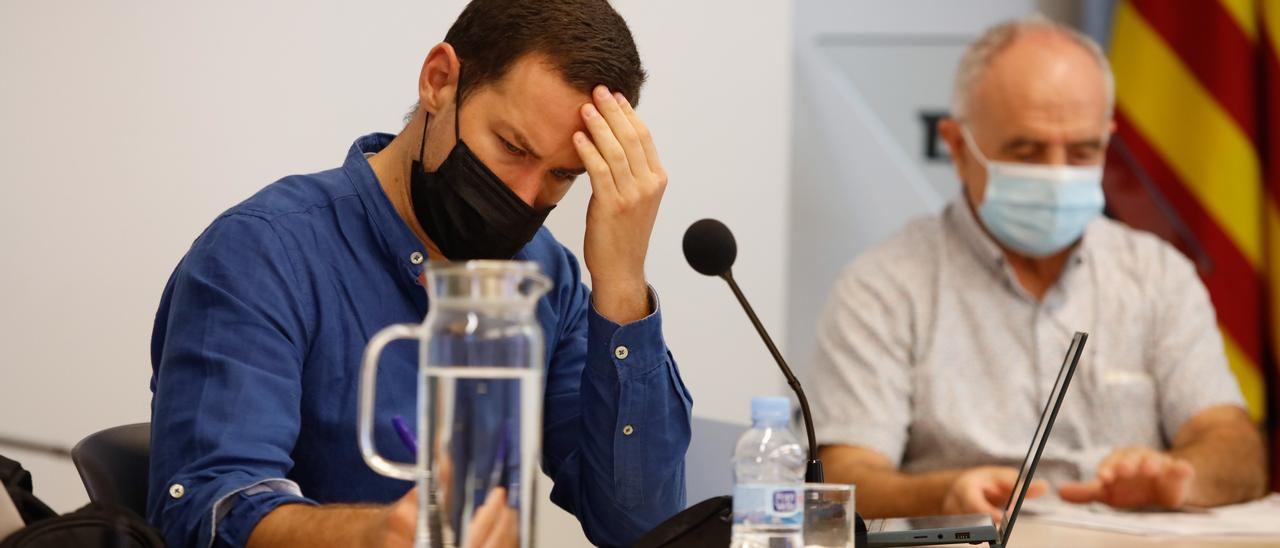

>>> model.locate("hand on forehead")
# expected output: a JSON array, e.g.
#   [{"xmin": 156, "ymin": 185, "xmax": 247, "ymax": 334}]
[
  {"xmin": 455, "ymin": 55, "xmax": 593, "ymax": 206},
  {"xmin": 471, "ymin": 55, "xmax": 591, "ymax": 167}
]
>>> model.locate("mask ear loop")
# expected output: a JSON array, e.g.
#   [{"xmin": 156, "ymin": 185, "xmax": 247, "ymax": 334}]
[
  {"xmin": 959, "ymin": 124, "xmax": 991, "ymax": 168},
  {"xmin": 453, "ymin": 66, "xmax": 463, "ymax": 144},
  {"xmin": 417, "ymin": 65, "xmax": 463, "ymax": 163},
  {"xmin": 418, "ymin": 109, "xmax": 430, "ymax": 164}
]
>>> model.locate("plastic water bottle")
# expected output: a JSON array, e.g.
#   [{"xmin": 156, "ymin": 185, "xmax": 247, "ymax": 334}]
[{"xmin": 731, "ymin": 396, "xmax": 806, "ymax": 548}]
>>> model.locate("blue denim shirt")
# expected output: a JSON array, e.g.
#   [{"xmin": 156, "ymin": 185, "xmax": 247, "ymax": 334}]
[{"xmin": 148, "ymin": 133, "xmax": 692, "ymax": 547}]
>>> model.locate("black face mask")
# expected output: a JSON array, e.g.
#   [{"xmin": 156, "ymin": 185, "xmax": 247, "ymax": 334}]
[{"xmin": 409, "ymin": 93, "xmax": 553, "ymax": 261}]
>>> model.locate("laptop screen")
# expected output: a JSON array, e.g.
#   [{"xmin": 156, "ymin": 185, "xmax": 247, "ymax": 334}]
[{"xmin": 996, "ymin": 331, "xmax": 1087, "ymax": 545}]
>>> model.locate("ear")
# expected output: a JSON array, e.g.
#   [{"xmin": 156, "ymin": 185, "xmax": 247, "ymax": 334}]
[
  {"xmin": 419, "ymin": 43, "xmax": 461, "ymax": 115},
  {"xmin": 938, "ymin": 117, "xmax": 970, "ymax": 178},
  {"xmin": 939, "ymin": 117, "xmax": 986, "ymax": 208}
]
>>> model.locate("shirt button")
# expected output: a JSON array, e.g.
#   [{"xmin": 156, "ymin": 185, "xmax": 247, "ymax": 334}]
[
  {"xmin": 622, "ymin": 424, "xmax": 635, "ymax": 436},
  {"xmin": 169, "ymin": 483, "xmax": 185, "ymax": 499},
  {"xmin": 614, "ymin": 346, "xmax": 630, "ymax": 360},
  {"xmin": 409, "ymin": 251, "xmax": 425, "ymax": 265}
]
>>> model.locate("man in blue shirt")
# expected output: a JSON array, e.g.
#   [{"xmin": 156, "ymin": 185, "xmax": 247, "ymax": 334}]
[{"xmin": 147, "ymin": 1, "xmax": 692, "ymax": 546}]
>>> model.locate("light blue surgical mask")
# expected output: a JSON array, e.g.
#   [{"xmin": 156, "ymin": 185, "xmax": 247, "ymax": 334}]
[{"xmin": 960, "ymin": 126, "xmax": 1105, "ymax": 258}]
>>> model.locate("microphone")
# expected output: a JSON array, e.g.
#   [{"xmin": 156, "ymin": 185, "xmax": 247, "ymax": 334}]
[{"xmin": 683, "ymin": 219, "xmax": 824, "ymax": 483}]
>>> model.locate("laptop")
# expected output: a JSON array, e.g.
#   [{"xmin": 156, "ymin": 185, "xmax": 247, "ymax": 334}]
[{"xmin": 867, "ymin": 331, "xmax": 1087, "ymax": 548}]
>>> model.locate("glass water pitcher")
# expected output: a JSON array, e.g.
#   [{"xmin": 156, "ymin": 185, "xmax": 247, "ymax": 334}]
[{"xmin": 358, "ymin": 260, "xmax": 552, "ymax": 548}]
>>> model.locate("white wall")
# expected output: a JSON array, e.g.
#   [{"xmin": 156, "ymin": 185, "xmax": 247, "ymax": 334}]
[{"xmin": 0, "ymin": 1, "xmax": 793, "ymax": 545}]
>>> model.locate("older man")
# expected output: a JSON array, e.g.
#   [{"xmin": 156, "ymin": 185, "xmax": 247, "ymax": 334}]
[{"xmin": 810, "ymin": 16, "xmax": 1267, "ymax": 521}]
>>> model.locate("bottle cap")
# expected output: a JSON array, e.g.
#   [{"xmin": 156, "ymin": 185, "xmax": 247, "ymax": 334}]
[{"xmin": 751, "ymin": 396, "xmax": 791, "ymax": 424}]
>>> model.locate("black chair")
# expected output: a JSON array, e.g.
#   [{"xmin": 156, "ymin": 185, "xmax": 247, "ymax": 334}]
[{"xmin": 71, "ymin": 423, "xmax": 151, "ymax": 517}]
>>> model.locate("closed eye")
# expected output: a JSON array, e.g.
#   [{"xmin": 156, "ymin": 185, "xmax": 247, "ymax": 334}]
[
  {"xmin": 551, "ymin": 169, "xmax": 581, "ymax": 182},
  {"xmin": 498, "ymin": 136, "xmax": 527, "ymax": 157}
]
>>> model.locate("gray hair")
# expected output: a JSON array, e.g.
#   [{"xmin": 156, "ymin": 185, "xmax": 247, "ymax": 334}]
[{"xmin": 951, "ymin": 14, "xmax": 1114, "ymax": 120}]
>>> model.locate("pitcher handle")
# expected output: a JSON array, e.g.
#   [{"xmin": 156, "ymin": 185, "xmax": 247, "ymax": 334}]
[
  {"xmin": 357, "ymin": 322, "xmax": 419, "ymax": 481},
  {"xmin": 522, "ymin": 271, "xmax": 553, "ymax": 301}
]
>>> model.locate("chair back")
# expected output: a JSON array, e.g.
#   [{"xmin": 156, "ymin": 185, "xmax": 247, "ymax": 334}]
[{"xmin": 71, "ymin": 423, "xmax": 150, "ymax": 517}]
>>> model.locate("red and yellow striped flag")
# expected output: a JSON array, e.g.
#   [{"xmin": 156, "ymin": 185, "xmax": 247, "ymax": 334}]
[{"xmin": 1104, "ymin": 0, "xmax": 1278, "ymax": 490}]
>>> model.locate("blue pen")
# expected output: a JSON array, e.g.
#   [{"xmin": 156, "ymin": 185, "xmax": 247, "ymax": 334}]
[
  {"xmin": 391, "ymin": 414, "xmax": 417, "ymax": 455},
  {"xmin": 488, "ymin": 419, "xmax": 512, "ymax": 489}
]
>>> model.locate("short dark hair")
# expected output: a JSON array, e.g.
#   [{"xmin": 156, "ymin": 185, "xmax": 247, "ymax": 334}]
[{"xmin": 444, "ymin": 0, "xmax": 646, "ymax": 107}]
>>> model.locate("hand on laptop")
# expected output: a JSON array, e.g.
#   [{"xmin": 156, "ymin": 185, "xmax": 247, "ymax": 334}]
[
  {"xmin": 1058, "ymin": 446, "xmax": 1195, "ymax": 509},
  {"xmin": 941, "ymin": 466, "xmax": 1049, "ymax": 524}
]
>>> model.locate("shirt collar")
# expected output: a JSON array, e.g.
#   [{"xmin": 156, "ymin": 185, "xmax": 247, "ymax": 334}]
[
  {"xmin": 343, "ymin": 133, "xmax": 432, "ymax": 295},
  {"xmin": 945, "ymin": 196, "xmax": 1005, "ymax": 271},
  {"xmin": 944, "ymin": 195, "xmax": 1092, "ymax": 279}
]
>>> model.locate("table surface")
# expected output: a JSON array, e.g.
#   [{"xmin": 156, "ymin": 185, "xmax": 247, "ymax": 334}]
[{"xmin": 934, "ymin": 518, "xmax": 1280, "ymax": 547}]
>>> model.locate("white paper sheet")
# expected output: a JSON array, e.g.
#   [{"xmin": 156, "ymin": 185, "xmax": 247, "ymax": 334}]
[{"xmin": 1019, "ymin": 494, "xmax": 1280, "ymax": 537}]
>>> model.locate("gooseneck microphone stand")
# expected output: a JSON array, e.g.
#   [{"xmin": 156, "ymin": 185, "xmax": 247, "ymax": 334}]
[{"xmin": 720, "ymin": 269, "xmax": 824, "ymax": 483}]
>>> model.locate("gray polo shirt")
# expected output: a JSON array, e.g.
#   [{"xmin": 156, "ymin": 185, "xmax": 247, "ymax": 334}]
[{"xmin": 809, "ymin": 198, "xmax": 1245, "ymax": 484}]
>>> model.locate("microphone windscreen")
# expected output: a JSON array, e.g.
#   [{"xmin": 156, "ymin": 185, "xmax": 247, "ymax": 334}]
[{"xmin": 683, "ymin": 218, "xmax": 738, "ymax": 276}]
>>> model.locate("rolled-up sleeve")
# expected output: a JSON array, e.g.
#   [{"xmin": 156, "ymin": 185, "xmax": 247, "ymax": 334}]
[
  {"xmin": 213, "ymin": 479, "xmax": 314, "ymax": 547},
  {"xmin": 540, "ymin": 255, "xmax": 692, "ymax": 546},
  {"xmin": 148, "ymin": 213, "xmax": 316, "ymax": 547}
]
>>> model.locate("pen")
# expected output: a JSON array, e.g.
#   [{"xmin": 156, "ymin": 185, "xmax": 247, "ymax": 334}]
[
  {"xmin": 391, "ymin": 414, "xmax": 417, "ymax": 455},
  {"xmin": 488, "ymin": 419, "xmax": 512, "ymax": 489}
]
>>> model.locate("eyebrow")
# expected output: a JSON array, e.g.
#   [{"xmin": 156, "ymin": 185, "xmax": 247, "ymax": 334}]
[
  {"xmin": 502, "ymin": 122, "xmax": 586, "ymax": 176},
  {"xmin": 1000, "ymin": 137, "xmax": 1106, "ymax": 152},
  {"xmin": 1067, "ymin": 139, "xmax": 1106, "ymax": 149},
  {"xmin": 507, "ymin": 126, "xmax": 544, "ymax": 161}
]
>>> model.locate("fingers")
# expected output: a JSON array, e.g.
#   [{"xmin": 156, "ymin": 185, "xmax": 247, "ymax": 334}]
[
  {"xmin": 578, "ymin": 85, "xmax": 666, "ymax": 205},
  {"xmin": 1097, "ymin": 446, "xmax": 1148, "ymax": 484},
  {"xmin": 963, "ymin": 483, "xmax": 998, "ymax": 517},
  {"xmin": 982, "ymin": 468, "xmax": 1020, "ymax": 507},
  {"xmin": 1096, "ymin": 460, "xmax": 1114, "ymax": 484},
  {"xmin": 1169, "ymin": 458, "xmax": 1195, "ymax": 481},
  {"xmin": 944, "ymin": 467, "xmax": 1016, "ymax": 524},
  {"xmin": 1138, "ymin": 451, "xmax": 1168, "ymax": 477},
  {"xmin": 467, "ymin": 488, "xmax": 508, "ymax": 548},
  {"xmin": 612, "ymin": 92, "xmax": 664, "ymax": 177},
  {"xmin": 482, "ymin": 504, "xmax": 519, "ymax": 548},
  {"xmin": 1096, "ymin": 449, "xmax": 1129, "ymax": 484},
  {"xmin": 981, "ymin": 483, "xmax": 1009, "ymax": 508},
  {"xmin": 471, "ymin": 488, "xmax": 518, "ymax": 548},
  {"xmin": 992, "ymin": 469, "xmax": 1017, "ymax": 493},
  {"xmin": 1081, "ymin": 447, "xmax": 1195, "ymax": 509},
  {"xmin": 1058, "ymin": 479, "xmax": 1105, "ymax": 503},
  {"xmin": 971, "ymin": 487, "xmax": 1004, "ymax": 526},
  {"xmin": 1025, "ymin": 479, "xmax": 1051, "ymax": 499},
  {"xmin": 1155, "ymin": 458, "xmax": 1195, "ymax": 509},
  {"xmin": 580, "ymin": 96, "xmax": 636, "ymax": 199},
  {"xmin": 572, "ymin": 131, "xmax": 616, "ymax": 199},
  {"xmin": 591, "ymin": 86, "xmax": 649, "ymax": 182}
]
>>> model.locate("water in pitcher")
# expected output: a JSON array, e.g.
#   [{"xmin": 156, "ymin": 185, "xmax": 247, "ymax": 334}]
[
  {"xmin": 418, "ymin": 366, "xmax": 543, "ymax": 548},
  {"xmin": 359, "ymin": 260, "xmax": 551, "ymax": 548}
]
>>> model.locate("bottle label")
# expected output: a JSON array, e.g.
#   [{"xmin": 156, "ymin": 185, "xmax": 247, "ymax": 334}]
[{"xmin": 732, "ymin": 483, "xmax": 804, "ymax": 526}]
